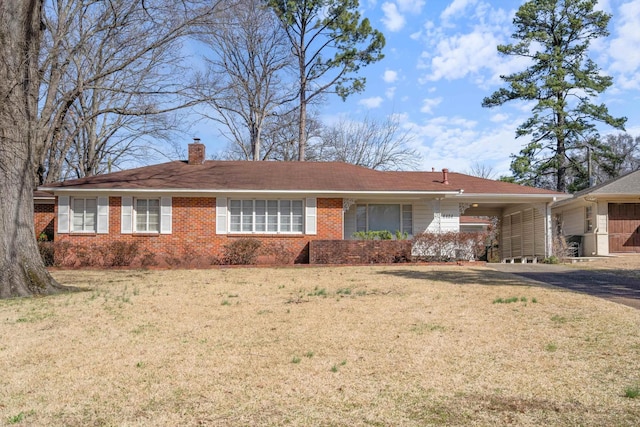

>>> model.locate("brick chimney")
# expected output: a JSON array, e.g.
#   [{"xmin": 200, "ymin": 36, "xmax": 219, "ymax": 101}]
[
  {"xmin": 188, "ymin": 138, "xmax": 205, "ymax": 165},
  {"xmin": 442, "ymin": 168, "xmax": 449, "ymax": 185}
]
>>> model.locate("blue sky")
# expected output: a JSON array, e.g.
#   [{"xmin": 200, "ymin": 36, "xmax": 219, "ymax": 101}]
[{"xmin": 197, "ymin": 0, "xmax": 640, "ymax": 177}]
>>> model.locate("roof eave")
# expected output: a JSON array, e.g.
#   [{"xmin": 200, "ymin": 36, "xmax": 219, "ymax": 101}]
[
  {"xmin": 455, "ymin": 193, "xmax": 569, "ymax": 201},
  {"xmin": 38, "ymin": 187, "xmax": 464, "ymax": 197}
]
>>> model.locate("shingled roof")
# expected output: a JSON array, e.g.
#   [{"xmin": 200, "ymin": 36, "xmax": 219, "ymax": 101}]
[{"xmin": 40, "ymin": 160, "xmax": 564, "ymax": 196}]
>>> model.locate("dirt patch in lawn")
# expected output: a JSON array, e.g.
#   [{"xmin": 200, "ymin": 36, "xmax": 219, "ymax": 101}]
[{"xmin": 1, "ymin": 265, "xmax": 640, "ymax": 426}]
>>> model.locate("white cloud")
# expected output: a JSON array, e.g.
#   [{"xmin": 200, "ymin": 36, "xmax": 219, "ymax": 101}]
[
  {"xmin": 607, "ymin": 0, "xmax": 640, "ymax": 89},
  {"xmin": 420, "ymin": 97, "xmax": 443, "ymax": 114},
  {"xmin": 383, "ymin": 69, "xmax": 399, "ymax": 83},
  {"xmin": 359, "ymin": 96, "xmax": 384, "ymax": 109},
  {"xmin": 441, "ymin": 0, "xmax": 478, "ymax": 23},
  {"xmin": 406, "ymin": 115, "xmax": 521, "ymax": 175},
  {"xmin": 385, "ymin": 86, "xmax": 397, "ymax": 99},
  {"xmin": 397, "ymin": 0, "xmax": 425, "ymax": 14},
  {"xmin": 425, "ymin": 30, "xmax": 502, "ymax": 81},
  {"xmin": 381, "ymin": 2, "xmax": 405, "ymax": 32},
  {"xmin": 490, "ymin": 113, "xmax": 509, "ymax": 122}
]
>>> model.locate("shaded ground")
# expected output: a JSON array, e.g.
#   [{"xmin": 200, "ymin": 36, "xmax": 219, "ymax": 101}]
[{"xmin": 490, "ymin": 255, "xmax": 640, "ymax": 309}]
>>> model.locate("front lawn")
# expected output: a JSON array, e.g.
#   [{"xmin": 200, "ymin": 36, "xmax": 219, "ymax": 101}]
[{"xmin": 1, "ymin": 265, "xmax": 639, "ymax": 426}]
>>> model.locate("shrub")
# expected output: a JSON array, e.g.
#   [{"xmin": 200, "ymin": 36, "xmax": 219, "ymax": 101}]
[
  {"xmin": 395, "ymin": 230, "xmax": 409, "ymax": 240},
  {"xmin": 261, "ymin": 241, "xmax": 296, "ymax": 264},
  {"xmin": 412, "ymin": 231, "xmax": 487, "ymax": 262},
  {"xmin": 139, "ymin": 249, "xmax": 157, "ymax": 267},
  {"xmin": 76, "ymin": 244, "xmax": 104, "ymax": 267},
  {"xmin": 104, "ymin": 241, "xmax": 139, "ymax": 267},
  {"xmin": 52, "ymin": 241, "xmax": 75, "ymax": 267},
  {"xmin": 352, "ymin": 230, "xmax": 393, "ymax": 240},
  {"xmin": 38, "ymin": 241, "xmax": 55, "ymax": 266},
  {"xmin": 552, "ymin": 235, "xmax": 577, "ymax": 259},
  {"xmin": 222, "ymin": 238, "xmax": 262, "ymax": 265}
]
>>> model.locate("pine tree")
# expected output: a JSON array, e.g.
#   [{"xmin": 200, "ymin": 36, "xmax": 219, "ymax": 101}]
[{"xmin": 482, "ymin": 0, "xmax": 626, "ymax": 192}]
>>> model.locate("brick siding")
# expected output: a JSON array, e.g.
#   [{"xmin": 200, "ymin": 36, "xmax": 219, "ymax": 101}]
[
  {"xmin": 34, "ymin": 203, "xmax": 55, "ymax": 239},
  {"xmin": 309, "ymin": 240, "xmax": 412, "ymax": 264},
  {"xmin": 54, "ymin": 196, "xmax": 343, "ymax": 266}
]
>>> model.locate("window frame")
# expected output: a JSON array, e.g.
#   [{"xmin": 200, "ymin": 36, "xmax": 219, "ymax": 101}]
[
  {"xmin": 585, "ymin": 205, "xmax": 593, "ymax": 233},
  {"xmin": 134, "ymin": 198, "xmax": 160, "ymax": 233},
  {"xmin": 70, "ymin": 197, "xmax": 97, "ymax": 233},
  {"xmin": 228, "ymin": 199, "xmax": 305, "ymax": 234},
  {"xmin": 355, "ymin": 203, "xmax": 413, "ymax": 235}
]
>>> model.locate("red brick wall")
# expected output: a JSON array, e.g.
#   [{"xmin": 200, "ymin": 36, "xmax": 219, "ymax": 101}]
[
  {"xmin": 54, "ymin": 196, "xmax": 344, "ymax": 265},
  {"xmin": 34, "ymin": 203, "xmax": 55, "ymax": 239}
]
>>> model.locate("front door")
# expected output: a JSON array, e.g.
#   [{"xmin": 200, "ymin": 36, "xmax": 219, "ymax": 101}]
[{"xmin": 608, "ymin": 203, "xmax": 640, "ymax": 253}]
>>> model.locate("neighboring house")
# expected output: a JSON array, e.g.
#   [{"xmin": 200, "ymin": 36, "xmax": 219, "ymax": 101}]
[
  {"xmin": 551, "ymin": 170, "xmax": 640, "ymax": 256},
  {"xmin": 38, "ymin": 141, "xmax": 568, "ymax": 263}
]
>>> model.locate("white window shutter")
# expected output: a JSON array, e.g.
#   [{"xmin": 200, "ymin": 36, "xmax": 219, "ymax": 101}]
[
  {"xmin": 121, "ymin": 196, "xmax": 133, "ymax": 234},
  {"xmin": 216, "ymin": 197, "xmax": 227, "ymax": 234},
  {"xmin": 305, "ymin": 197, "xmax": 317, "ymax": 235},
  {"xmin": 160, "ymin": 197, "xmax": 172, "ymax": 234},
  {"xmin": 58, "ymin": 195, "xmax": 70, "ymax": 233},
  {"xmin": 97, "ymin": 197, "xmax": 109, "ymax": 234}
]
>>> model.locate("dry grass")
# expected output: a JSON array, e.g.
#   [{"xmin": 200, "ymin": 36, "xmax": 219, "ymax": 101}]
[{"xmin": 2, "ymin": 265, "xmax": 640, "ymax": 426}]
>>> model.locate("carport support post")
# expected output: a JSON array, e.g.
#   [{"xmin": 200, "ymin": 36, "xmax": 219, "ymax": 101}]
[{"xmin": 545, "ymin": 201, "xmax": 553, "ymax": 258}]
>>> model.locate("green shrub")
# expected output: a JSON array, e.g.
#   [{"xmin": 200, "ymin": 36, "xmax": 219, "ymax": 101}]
[
  {"xmin": 352, "ymin": 230, "xmax": 394, "ymax": 240},
  {"xmin": 395, "ymin": 230, "xmax": 409, "ymax": 240}
]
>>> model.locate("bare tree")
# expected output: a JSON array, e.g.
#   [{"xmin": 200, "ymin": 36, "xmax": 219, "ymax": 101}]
[
  {"xmin": 313, "ymin": 115, "xmax": 420, "ymax": 170},
  {"xmin": 195, "ymin": 0, "xmax": 293, "ymax": 160},
  {"xmin": 0, "ymin": 0, "xmax": 69, "ymax": 297},
  {"xmin": 466, "ymin": 161, "xmax": 497, "ymax": 179},
  {"xmin": 600, "ymin": 133, "xmax": 640, "ymax": 176},
  {"xmin": 561, "ymin": 133, "xmax": 640, "ymax": 191},
  {"xmin": 38, "ymin": 0, "xmax": 220, "ymax": 183}
]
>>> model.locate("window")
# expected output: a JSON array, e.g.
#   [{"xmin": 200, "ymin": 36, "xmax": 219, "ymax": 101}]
[
  {"xmin": 71, "ymin": 198, "xmax": 97, "ymax": 232},
  {"xmin": 229, "ymin": 199, "xmax": 304, "ymax": 233},
  {"xmin": 355, "ymin": 204, "xmax": 413, "ymax": 235},
  {"xmin": 135, "ymin": 198, "xmax": 160, "ymax": 232},
  {"xmin": 585, "ymin": 206, "xmax": 593, "ymax": 233}
]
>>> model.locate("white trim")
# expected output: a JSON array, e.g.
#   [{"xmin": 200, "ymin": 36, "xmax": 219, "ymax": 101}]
[
  {"xmin": 305, "ymin": 197, "xmax": 317, "ymax": 235},
  {"xmin": 42, "ymin": 188, "xmax": 463, "ymax": 196},
  {"xmin": 160, "ymin": 196, "xmax": 172, "ymax": 234},
  {"xmin": 216, "ymin": 197, "xmax": 227, "ymax": 234},
  {"xmin": 97, "ymin": 197, "xmax": 109, "ymax": 234},
  {"xmin": 58, "ymin": 196, "xmax": 70, "ymax": 233},
  {"xmin": 121, "ymin": 196, "xmax": 133, "ymax": 234}
]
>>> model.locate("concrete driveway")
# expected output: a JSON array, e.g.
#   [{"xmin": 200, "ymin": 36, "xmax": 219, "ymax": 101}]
[{"xmin": 490, "ymin": 263, "xmax": 640, "ymax": 310}]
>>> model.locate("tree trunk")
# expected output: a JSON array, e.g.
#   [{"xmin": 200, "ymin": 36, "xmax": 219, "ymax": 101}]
[
  {"xmin": 298, "ymin": 95, "xmax": 307, "ymax": 162},
  {"xmin": 0, "ymin": 0, "xmax": 71, "ymax": 298},
  {"xmin": 556, "ymin": 104, "xmax": 567, "ymax": 193}
]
